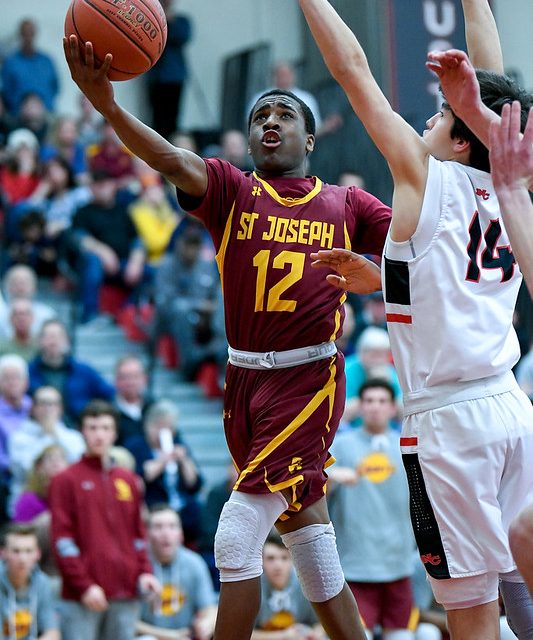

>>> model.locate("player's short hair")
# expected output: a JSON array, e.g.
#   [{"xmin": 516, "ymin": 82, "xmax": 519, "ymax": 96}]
[
  {"xmin": 359, "ymin": 378, "xmax": 396, "ymax": 401},
  {"xmin": 443, "ymin": 70, "xmax": 533, "ymax": 172},
  {"xmin": 247, "ymin": 89, "xmax": 316, "ymax": 136}
]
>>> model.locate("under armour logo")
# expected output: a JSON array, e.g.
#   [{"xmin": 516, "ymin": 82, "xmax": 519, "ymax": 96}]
[
  {"xmin": 475, "ymin": 188, "xmax": 490, "ymax": 200},
  {"xmin": 223, "ymin": 410, "xmax": 231, "ymax": 420},
  {"xmin": 252, "ymin": 186, "xmax": 262, "ymax": 197},
  {"xmin": 421, "ymin": 553, "xmax": 442, "ymax": 566}
]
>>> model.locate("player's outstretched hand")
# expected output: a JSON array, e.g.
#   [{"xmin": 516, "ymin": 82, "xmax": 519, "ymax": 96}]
[
  {"xmin": 63, "ymin": 35, "xmax": 114, "ymax": 115},
  {"xmin": 426, "ymin": 49, "xmax": 481, "ymax": 121},
  {"xmin": 490, "ymin": 101, "xmax": 533, "ymax": 194},
  {"xmin": 310, "ymin": 248, "xmax": 381, "ymax": 294}
]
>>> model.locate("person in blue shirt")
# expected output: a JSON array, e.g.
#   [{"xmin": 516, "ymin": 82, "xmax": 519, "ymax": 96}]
[{"xmin": 1, "ymin": 19, "xmax": 59, "ymax": 117}]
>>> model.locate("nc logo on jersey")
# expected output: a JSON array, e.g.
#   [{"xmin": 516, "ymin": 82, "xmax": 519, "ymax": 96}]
[
  {"xmin": 252, "ymin": 186, "xmax": 262, "ymax": 197},
  {"xmin": 357, "ymin": 452, "xmax": 396, "ymax": 484},
  {"xmin": 288, "ymin": 457, "xmax": 303, "ymax": 473},
  {"xmin": 475, "ymin": 187, "xmax": 490, "ymax": 200}
]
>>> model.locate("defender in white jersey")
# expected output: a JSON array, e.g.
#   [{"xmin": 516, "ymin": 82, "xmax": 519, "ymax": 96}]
[{"xmin": 299, "ymin": 0, "xmax": 533, "ymax": 638}]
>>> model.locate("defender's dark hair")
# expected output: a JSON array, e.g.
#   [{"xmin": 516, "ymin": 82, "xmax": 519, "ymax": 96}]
[
  {"xmin": 358, "ymin": 378, "xmax": 396, "ymax": 401},
  {"xmin": 443, "ymin": 70, "xmax": 533, "ymax": 172},
  {"xmin": 248, "ymin": 89, "xmax": 316, "ymax": 136}
]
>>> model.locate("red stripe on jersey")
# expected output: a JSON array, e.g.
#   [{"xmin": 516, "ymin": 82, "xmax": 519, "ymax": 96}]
[
  {"xmin": 400, "ymin": 437, "xmax": 418, "ymax": 446},
  {"xmin": 386, "ymin": 313, "xmax": 412, "ymax": 324}
]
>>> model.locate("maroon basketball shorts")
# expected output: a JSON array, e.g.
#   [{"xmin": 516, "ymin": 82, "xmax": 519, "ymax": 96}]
[
  {"xmin": 223, "ymin": 353, "xmax": 345, "ymax": 520},
  {"xmin": 348, "ymin": 577, "xmax": 418, "ymax": 631}
]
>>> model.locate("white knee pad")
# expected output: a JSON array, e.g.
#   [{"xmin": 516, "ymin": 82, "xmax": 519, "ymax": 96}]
[
  {"xmin": 281, "ymin": 522, "xmax": 345, "ymax": 603},
  {"xmin": 214, "ymin": 491, "xmax": 287, "ymax": 583}
]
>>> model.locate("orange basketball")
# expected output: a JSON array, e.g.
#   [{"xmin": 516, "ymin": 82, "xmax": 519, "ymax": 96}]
[{"xmin": 65, "ymin": 0, "xmax": 167, "ymax": 81}]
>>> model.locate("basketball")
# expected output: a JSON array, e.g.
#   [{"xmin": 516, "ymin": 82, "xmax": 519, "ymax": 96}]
[{"xmin": 65, "ymin": 0, "xmax": 167, "ymax": 81}]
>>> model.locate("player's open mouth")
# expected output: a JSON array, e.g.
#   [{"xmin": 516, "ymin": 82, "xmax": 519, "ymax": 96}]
[{"xmin": 262, "ymin": 131, "xmax": 282, "ymax": 148}]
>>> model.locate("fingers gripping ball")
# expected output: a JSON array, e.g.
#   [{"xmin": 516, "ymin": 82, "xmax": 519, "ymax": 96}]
[{"xmin": 65, "ymin": 0, "xmax": 167, "ymax": 81}]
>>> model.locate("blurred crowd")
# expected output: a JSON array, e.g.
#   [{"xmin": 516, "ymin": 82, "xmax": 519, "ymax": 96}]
[{"xmin": 0, "ymin": 11, "xmax": 531, "ymax": 640}]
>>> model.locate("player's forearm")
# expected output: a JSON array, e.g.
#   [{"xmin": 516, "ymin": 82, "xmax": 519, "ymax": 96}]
[
  {"xmin": 100, "ymin": 102, "xmax": 207, "ymax": 196},
  {"xmin": 461, "ymin": 0, "xmax": 503, "ymax": 72},
  {"xmin": 497, "ymin": 189, "xmax": 533, "ymax": 296}
]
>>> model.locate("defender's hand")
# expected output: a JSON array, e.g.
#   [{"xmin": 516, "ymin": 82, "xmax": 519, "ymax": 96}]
[{"xmin": 310, "ymin": 248, "xmax": 382, "ymax": 294}]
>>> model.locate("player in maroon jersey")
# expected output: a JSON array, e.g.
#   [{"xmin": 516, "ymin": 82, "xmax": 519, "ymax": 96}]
[{"xmin": 64, "ymin": 35, "xmax": 387, "ymax": 640}]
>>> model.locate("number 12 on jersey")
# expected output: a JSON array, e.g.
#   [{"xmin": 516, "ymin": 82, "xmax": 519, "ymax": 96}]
[{"xmin": 253, "ymin": 250, "xmax": 305, "ymax": 312}]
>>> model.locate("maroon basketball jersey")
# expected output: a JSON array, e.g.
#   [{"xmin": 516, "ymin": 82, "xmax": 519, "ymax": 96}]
[{"xmin": 180, "ymin": 158, "xmax": 390, "ymax": 351}]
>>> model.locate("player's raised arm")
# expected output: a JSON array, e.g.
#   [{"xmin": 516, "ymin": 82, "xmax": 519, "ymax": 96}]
[
  {"xmin": 461, "ymin": 0, "xmax": 504, "ymax": 72},
  {"xmin": 298, "ymin": 0, "xmax": 428, "ymax": 239},
  {"xmin": 63, "ymin": 36, "xmax": 207, "ymax": 197}
]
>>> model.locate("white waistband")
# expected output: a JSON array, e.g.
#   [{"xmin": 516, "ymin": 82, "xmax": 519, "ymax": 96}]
[
  {"xmin": 228, "ymin": 341, "xmax": 337, "ymax": 370},
  {"xmin": 402, "ymin": 371, "xmax": 517, "ymax": 415}
]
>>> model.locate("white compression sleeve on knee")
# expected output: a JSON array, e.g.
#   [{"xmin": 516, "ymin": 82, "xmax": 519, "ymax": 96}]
[
  {"xmin": 214, "ymin": 491, "xmax": 288, "ymax": 583},
  {"xmin": 281, "ymin": 522, "xmax": 345, "ymax": 603}
]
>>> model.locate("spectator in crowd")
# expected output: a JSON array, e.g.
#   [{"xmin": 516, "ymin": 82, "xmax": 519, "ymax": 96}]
[
  {"xmin": 136, "ymin": 505, "xmax": 217, "ymax": 640},
  {"xmin": 0, "ymin": 298, "xmax": 38, "ymax": 360},
  {"xmin": 0, "ymin": 354, "xmax": 31, "ymax": 477},
  {"xmin": 253, "ymin": 532, "xmax": 325, "ymax": 639},
  {"xmin": 28, "ymin": 319, "xmax": 114, "ymax": 425},
  {"xmin": 0, "ymin": 128, "xmax": 41, "ymax": 208},
  {"xmin": 76, "ymin": 94, "xmax": 104, "ymax": 147},
  {"xmin": 154, "ymin": 219, "xmax": 225, "ymax": 381},
  {"xmin": 86, "ymin": 121, "xmax": 137, "ymax": 185},
  {"xmin": 146, "ymin": 0, "xmax": 193, "ymax": 139},
  {"xmin": 69, "ymin": 171, "xmax": 147, "ymax": 323},
  {"xmin": 6, "ymin": 209, "xmax": 58, "ymax": 276},
  {"xmin": 1, "ymin": 19, "xmax": 59, "ymax": 116},
  {"xmin": 0, "ymin": 264, "xmax": 57, "ymax": 339},
  {"xmin": 9, "ymin": 385, "xmax": 85, "ymax": 508},
  {"xmin": 219, "ymin": 129, "xmax": 254, "ymax": 171},
  {"xmin": 328, "ymin": 379, "xmax": 417, "ymax": 639},
  {"xmin": 49, "ymin": 400, "xmax": 159, "ymax": 640},
  {"xmin": 27, "ymin": 156, "xmax": 92, "ymax": 242},
  {"xmin": 129, "ymin": 178, "xmax": 180, "ymax": 266},
  {"xmin": 114, "ymin": 355, "xmax": 153, "ymax": 446},
  {"xmin": 343, "ymin": 327, "xmax": 401, "ymax": 426},
  {"xmin": 126, "ymin": 399, "xmax": 203, "ymax": 544},
  {"xmin": 12, "ymin": 444, "xmax": 69, "ymax": 578},
  {"xmin": 0, "ymin": 524, "xmax": 60, "ymax": 640},
  {"xmin": 40, "ymin": 116, "xmax": 89, "ymax": 184},
  {"xmin": 249, "ymin": 61, "xmax": 342, "ymax": 138},
  {"xmin": 12, "ymin": 93, "xmax": 50, "ymax": 144},
  {"xmin": 337, "ymin": 170, "xmax": 366, "ymax": 189},
  {"xmin": 198, "ymin": 463, "xmax": 238, "ymax": 590}
]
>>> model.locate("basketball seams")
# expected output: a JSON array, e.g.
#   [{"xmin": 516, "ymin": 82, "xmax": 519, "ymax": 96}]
[
  {"xmin": 70, "ymin": 3, "xmax": 135, "ymax": 77},
  {"xmin": 81, "ymin": 0, "xmax": 156, "ymax": 65}
]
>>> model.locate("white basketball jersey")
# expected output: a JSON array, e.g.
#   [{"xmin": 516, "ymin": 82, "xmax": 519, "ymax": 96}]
[{"xmin": 383, "ymin": 156, "xmax": 522, "ymax": 394}]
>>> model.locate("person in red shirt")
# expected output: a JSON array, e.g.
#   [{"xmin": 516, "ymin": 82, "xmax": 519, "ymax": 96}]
[{"xmin": 49, "ymin": 400, "xmax": 159, "ymax": 640}]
